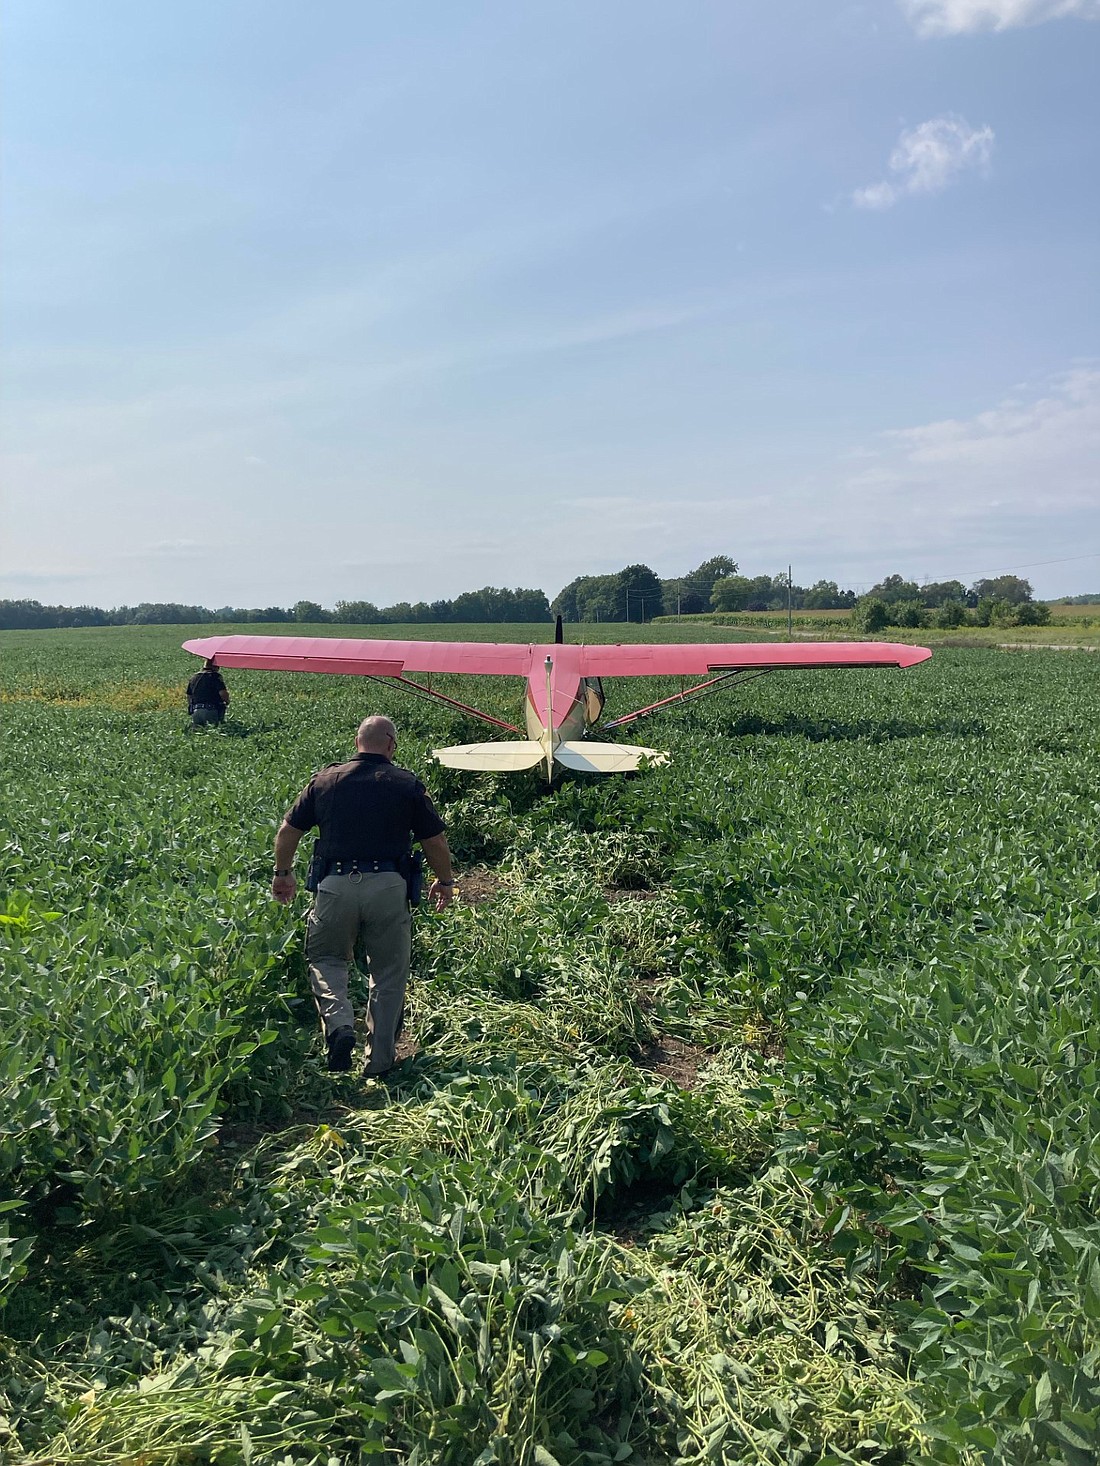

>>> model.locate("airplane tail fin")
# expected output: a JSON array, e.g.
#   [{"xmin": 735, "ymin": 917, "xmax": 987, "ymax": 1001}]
[
  {"xmin": 553, "ymin": 740, "xmax": 669, "ymax": 773},
  {"xmin": 433, "ymin": 740, "xmax": 545, "ymax": 771}
]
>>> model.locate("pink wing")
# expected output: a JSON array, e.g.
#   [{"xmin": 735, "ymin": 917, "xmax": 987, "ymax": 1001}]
[
  {"xmin": 182, "ymin": 634, "xmax": 537, "ymax": 677},
  {"xmin": 578, "ymin": 642, "xmax": 932, "ymax": 675}
]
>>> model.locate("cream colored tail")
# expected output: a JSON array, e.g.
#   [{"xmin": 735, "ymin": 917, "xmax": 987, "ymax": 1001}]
[
  {"xmin": 434, "ymin": 738, "xmax": 668, "ymax": 774},
  {"xmin": 553, "ymin": 741, "xmax": 668, "ymax": 773},
  {"xmin": 433, "ymin": 740, "xmax": 545, "ymax": 771}
]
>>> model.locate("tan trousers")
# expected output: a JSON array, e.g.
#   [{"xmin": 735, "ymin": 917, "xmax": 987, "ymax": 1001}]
[{"xmin": 305, "ymin": 871, "xmax": 411, "ymax": 1074}]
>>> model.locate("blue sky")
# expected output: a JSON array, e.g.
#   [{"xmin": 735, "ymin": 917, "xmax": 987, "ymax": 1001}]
[{"xmin": 2, "ymin": 0, "xmax": 1097, "ymax": 607}]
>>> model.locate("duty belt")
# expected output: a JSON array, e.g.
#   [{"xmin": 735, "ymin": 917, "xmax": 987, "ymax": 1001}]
[{"xmin": 331, "ymin": 859, "xmax": 401, "ymax": 875}]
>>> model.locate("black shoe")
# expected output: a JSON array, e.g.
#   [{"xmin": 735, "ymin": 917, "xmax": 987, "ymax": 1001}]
[{"xmin": 326, "ymin": 1027, "xmax": 356, "ymax": 1072}]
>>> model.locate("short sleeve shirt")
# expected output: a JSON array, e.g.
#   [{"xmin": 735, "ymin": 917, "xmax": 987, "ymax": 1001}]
[
  {"xmin": 187, "ymin": 669, "xmax": 226, "ymax": 705},
  {"xmin": 284, "ymin": 753, "xmax": 445, "ymax": 862}
]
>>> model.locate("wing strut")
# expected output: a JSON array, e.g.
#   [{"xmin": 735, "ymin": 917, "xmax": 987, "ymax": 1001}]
[
  {"xmin": 602, "ymin": 669, "xmax": 773, "ymax": 730},
  {"xmin": 357, "ymin": 672, "xmax": 522, "ymax": 734}
]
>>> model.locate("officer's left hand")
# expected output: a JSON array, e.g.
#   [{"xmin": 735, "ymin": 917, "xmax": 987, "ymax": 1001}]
[
  {"xmin": 428, "ymin": 879, "xmax": 455, "ymax": 911},
  {"xmin": 272, "ymin": 873, "xmax": 297, "ymax": 905}
]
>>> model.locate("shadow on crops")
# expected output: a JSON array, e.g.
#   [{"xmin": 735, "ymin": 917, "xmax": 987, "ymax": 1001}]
[{"xmin": 728, "ymin": 711, "xmax": 986, "ymax": 743}]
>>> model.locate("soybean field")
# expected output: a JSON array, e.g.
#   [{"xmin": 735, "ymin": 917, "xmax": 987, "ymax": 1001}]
[{"xmin": 1, "ymin": 624, "xmax": 1098, "ymax": 1465}]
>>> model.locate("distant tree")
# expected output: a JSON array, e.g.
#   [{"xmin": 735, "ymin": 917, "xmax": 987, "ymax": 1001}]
[
  {"xmin": 61, "ymin": 604, "xmax": 110, "ymax": 627},
  {"xmin": 919, "ymin": 580, "xmax": 967, "ymax": 608},
  {"xmin": 1013, "ymin": 600, "xmax": 1051, "ymax": 625},
  {"xmin": 851, "ymin": 597, "xmax": 890, "ymax": 633},
  {"xmin": 801, "ymin": 580, "xmax": 856, "ymax": 610},
  {"xmin": 554, "ymin": 570, "xmax": 645, "ymax": 622},
  {"xmin": 617, "ymin": 564, "xmax": 663, "ymax": 621},
  {"xmin": 710, "ymin": 577, "xmax": 748, "ymax": 612},
  {"xmin": 678, "ymin": 555, "xmax": 737, "ymax": 612},
  {"xmin": 754, "ymin": 575, "xmax": 786, "ymax": 611},
  {"xmin": 335, "ymin": 600, "xmax": 383, "ymax": 623},
  {"xmin": 711, "ymin": 575, "xmax": 783, "ymax": 612},
  {"xmin": 127, "ymin": 603, "xmax": 214, "ymax": 624},
  {"xmin": 0, "ymin": 599, "xmax": 53, "ymax": 629},
  {"xmin": 551, "ymin": 578, "xmax": 583, "ymax": 621},
  {"xmin": 450, "ymin": 589, "xmax": 488, "ymax": 621},
  {"xmin": 661, "ymin": 580, "xmax": 693, "ymax": 615},
  {"xmin": 931, "ymin": 600, "xmax": 968, "ymax": 629},
  {"xmin": 450, "ymin": 586, "xmax": 551, "ymax": 622},
  {"xmin": 867, "ymin": 574, "xmax": 920, "ymax": 606},
  {"xmin": 292, "ymin": 600, "xmax": 329, "ymax": 623},
  {"xmin": 970, "ymin": 575, "xmax": 1033, "ymax": 606},
  {"xmin": 553, "ymin": 575, "xmax": 620, "ymax": 621},
  {"xmin": 507, "ymin": 587, "xmax": 552, "ymax": 620},
  {"xmin": 576, "ymin": 576, "xmax": 621, "ymax": 622},
  {"xmin": 973, "ymin": 597, "xmax": 1020, "ymax": 627},
  {"xmin": 974, "ymin": 596, "xmax": 1050, "ymax": 627},
  {"xmin": 890, "ymin": 600, "xmax": 928, "ymax": 629}
]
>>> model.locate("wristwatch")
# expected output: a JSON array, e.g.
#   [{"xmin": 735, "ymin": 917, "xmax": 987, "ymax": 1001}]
[{"xmin": 273, "ymin": 868, "xmax": 293, "ymax": 877}]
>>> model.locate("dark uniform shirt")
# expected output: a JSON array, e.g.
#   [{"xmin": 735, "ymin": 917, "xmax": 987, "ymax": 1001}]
[
  {"xmin": 284, "ymin": 753, "xmax": 445, "ymax": 864},
  {"xmin": 187, "ymin": 669, "xmax": 227, "ymax": 708}
]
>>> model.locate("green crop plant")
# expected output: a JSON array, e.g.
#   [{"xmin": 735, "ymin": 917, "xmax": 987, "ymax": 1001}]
[{"xmin": 1, "ymin": 626, "xmax": 1098, "ymax": 1462}]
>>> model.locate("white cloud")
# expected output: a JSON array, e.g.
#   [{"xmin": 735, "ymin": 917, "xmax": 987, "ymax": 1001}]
[
  {"xmin": 853, "ymin": 116, "xmax": 994, "ymax": 209},
  {"xmin": 609, "ymin": 369, "xmax": 1100, "ymax": 598},
  {"xmin": 903, "ymin": 0, "xmax": 1100, "ymax": 36},
  {"xmin": 881, "ymin": 367, "xmax": 1100, "ymax": 483},
  {"xmin": 817, "ymin": 368, "xmax": 1100, "ymax": 587}
]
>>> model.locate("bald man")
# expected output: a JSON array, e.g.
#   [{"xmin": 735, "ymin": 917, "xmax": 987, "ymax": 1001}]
[{"xmin": 272, "ymin": 716, "xmax": 455, "ymax": 1074}]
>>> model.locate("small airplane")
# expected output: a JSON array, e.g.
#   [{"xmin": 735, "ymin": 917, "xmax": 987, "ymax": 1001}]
[{"xmin": 183, "ymin": 621, "xmax": 931, "ymax": 778}]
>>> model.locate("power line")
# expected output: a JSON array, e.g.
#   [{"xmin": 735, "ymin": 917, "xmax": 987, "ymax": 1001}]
[
  {"xmin": 948, "ymin": 551, "xmax": 1099, "ymax": 581},
  {"xmin": 849, "ymin": 550, "xmax": 1098, "ymax": 595}
]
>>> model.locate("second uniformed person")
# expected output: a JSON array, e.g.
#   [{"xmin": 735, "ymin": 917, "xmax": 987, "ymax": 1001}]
[
  {"xmin": 271, "ymin": 715, "xmax": 455, "ymax": 1074},
  {"xmin": 187, "ymin": 658, "xmax": 230, "ymax": 727}
]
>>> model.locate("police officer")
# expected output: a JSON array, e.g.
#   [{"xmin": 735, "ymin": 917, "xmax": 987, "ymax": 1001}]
[
  {"xmin": 186, "ymin": 658, "xmax": 230, "ymax": 727},
  {"xmin": 271, "ymin": 715, "xmax": 455, "ymax": 1074}
]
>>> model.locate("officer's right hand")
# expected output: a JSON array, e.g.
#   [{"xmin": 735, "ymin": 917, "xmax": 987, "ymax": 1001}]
[{"xmin": 272, "ymin": 873, "xmax": 297, "ymax": 905}]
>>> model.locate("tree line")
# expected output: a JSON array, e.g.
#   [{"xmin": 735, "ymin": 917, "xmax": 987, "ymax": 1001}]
[
  {"xmin": 849, "ymin": 573, "xmax": 1049, "ymax": 631},
  {"xmin": 552, "ymin": 561, "xmax": 1044, "ymax": 622},
  {"xmin": 549, "ymin": 557, "xmax": 852, "ymax": 619},
  {"xmin": 0, "ymin": 563, "xmax": 1048, "ymax": 632},
  {"xmin": 0, "ymin": 586, "xmax": 551, "ymax": 631}
]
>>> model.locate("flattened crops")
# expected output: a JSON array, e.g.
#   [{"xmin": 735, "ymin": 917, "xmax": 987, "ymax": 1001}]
[{"xmin": 1, "ymin": 624, "xmax": 1098, "ymax": 1464}]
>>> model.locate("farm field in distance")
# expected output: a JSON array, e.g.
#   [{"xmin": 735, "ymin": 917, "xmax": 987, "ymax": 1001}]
[{"xmin": 2, "ymin": 622, "xmax": 1098, "ymax": 1464}]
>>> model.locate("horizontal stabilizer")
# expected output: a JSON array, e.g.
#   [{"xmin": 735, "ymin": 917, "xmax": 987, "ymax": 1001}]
[
  {"xmin": 433, "ymin": 740, "xmax": 545, "ymax": 771},
  {"xmin": 554, "ymin": 741, "xmax": 669, "ymax": 773}
]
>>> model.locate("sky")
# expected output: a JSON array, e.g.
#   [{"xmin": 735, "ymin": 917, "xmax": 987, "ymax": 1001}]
[{"xmin": 2, "ymin": 0, "xmax": 1098, "ymax": 608}]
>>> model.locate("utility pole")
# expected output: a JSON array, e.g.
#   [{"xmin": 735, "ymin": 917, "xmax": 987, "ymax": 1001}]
[{"xmin": 787, "ymin": 564, "xmax": 793, "ymax": 641}]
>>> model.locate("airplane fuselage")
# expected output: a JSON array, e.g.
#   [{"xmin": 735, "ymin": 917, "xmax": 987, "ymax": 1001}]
[{"xmin": 522, "ymin": 646, "xmax": 605, "ymax": 779}]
